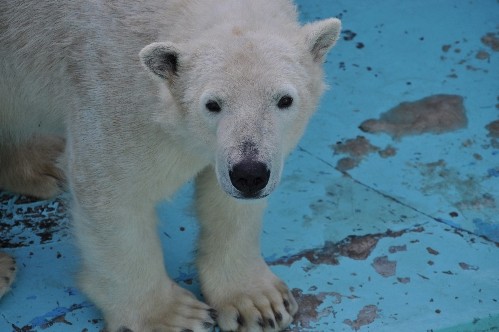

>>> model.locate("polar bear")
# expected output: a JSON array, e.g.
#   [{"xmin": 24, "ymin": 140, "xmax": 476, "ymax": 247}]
[{"xmin": 0, "ymin": 0, "xmax": 341, "ymax": 331}]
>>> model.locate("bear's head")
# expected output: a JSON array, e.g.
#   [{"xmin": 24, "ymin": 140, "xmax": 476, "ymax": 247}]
[{"xmin": 140, "ymin": 17, "xmax": 341, "ymax": 199}]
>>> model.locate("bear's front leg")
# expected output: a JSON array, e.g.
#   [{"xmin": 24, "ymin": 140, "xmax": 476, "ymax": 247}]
[
  {"xmin": 72, "ymin": 179, "xmax": 216, "ymax": 332},
  {"xmin": 195, "ymin": 167, "xmax": 298, "ymax": 332}
]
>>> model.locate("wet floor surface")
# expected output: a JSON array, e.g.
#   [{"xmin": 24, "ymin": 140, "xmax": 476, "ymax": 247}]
[{"xmin": 1, "ymin": 0, "xmax": 498, "ymax": 331}]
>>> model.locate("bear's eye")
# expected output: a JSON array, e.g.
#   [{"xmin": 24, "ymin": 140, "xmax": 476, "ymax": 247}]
[
  {"xmin": 277, "ymin": 95, "xmax": 293, "ymax": 109},
  {"xmin": 205, "ymin": 100, "xmax": 221, "ymax": 113}
]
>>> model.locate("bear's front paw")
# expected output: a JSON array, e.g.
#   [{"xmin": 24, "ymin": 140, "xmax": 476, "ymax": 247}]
[
  {"xmin": 92, "ymin": 279, "xmax": 217, "ymax": 332},
  {"xmin": 203, "ymin": 268, "xmax": 298, "ymax": 332}
]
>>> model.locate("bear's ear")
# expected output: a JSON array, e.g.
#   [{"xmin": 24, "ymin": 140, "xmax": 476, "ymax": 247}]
[
  {"xmin": 139, "ymin": 42, "xmax": 181, "ymax": 82},
  {"xmin": 303, "ymin": 18, "xmax": 341, "ymax": 63}
]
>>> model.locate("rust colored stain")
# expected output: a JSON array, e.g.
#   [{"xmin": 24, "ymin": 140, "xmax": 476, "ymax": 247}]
[
  {"xmin": 290, "ymin": 289, "xmax": 329, "ymax": 329},
  {"xmin": 426, "ymin": 247, "xmax": 440, "ymax": 255},
  {"xmin": 343, "ymin": 305, "xmax": 380, "ymax": 331},
  {"xmin": 481, "ymin": 32, "xmax": 499, "ymax": 51},
  {"xmin": 332, "ymin": 136, "xmax": 379, "ymax": 171},
  {"xmin": 339, "ymin": 234, "xmax": 379, "ymax": 260},
  {"xmin": 459, "ymin": 262, "xmax": 479, "ymax": 271},
  {"xmin": 332, "ymin": 136, "xmax": 395, "ymax": 171},
  {"xmin": 268, "ymin": 227, "xmax": 424, "ymax": 267},
  {"xmin": 371, "ymin": 256, "xmax": 396, "ymax": 277},
  {"xmin": 359, "ymin": 94, "xmax": 468, "ymax": 139},
  {"xmin": 290, "ymin": 289, "xmax": 359, "ymax": 330},
  {"xmin": 378, "ymin": 145, "xmax": 397, "ymax": 158},
  {"xmin": 415, "ymin": 160, "xmax": 496, "ymax": 211},
  {"xmin": 388, "ymin": 245, "xmax": 407, "ymax": 253},
  {"xmin": 475, "ymin": 50, "xmax": 490, "ymax": 60},
  {"xmin": 333, "ymin": 136, "xmax": 378, "ymax": 157},
  {"xmin": 397, "ymin": 277, "xmax": 411, "ymax": 284},
  {"xmin": 336, "ymin": 157, "xmax": 360, "ymax": 172},
  {"xmin": 486, "ymin": 120, "xmax": 499, "ymax": 138}
]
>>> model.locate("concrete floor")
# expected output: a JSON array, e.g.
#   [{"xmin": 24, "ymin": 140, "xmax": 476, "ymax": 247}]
[{"xmin": 1, "ymin": 0, "xmax": 498, "ymax": 331}]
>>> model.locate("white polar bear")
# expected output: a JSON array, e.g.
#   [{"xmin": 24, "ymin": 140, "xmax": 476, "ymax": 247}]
[{"xmin": 0, "ymin": 0, "xmax": 340, "ymax": 331}]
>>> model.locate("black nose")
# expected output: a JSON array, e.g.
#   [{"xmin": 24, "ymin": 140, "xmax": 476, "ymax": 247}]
[{"xmin": 229, "ymin": 160, "xmax": 270, "ymax": 197}]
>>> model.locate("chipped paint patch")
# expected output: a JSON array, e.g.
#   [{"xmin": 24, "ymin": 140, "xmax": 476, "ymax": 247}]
[
  {"xmin": 290, "ymin": 289, "xmax": 359, "ymax": 330},
  {"xmin": 336, "ymin": 157, "xmax": 360, "ymax": 171},
  {"xmin": 344, "ymin": 305, "xmax": 380, "ymax": 331},
  {"xmin": 458, "ymin": 262, "xmax": 479, "ymax": 271},
  {"xmin": 415, "ymin": 160, "xmax": 496, "ymax": 211},
  {"xmin": 333, "ymin": 136, "xmax": 378, "ymax": 157},
  {"xmin": 371, "ymin": 256, "xmax": 396, "ymax": 277},
  {"xmin": 359, "ymin": 95, "xmax": 468, "ymax": 139},
  {"xmin": 485, "ymin": 120, "xmax": 499, "ymax": 138},
  {"xmin": 389, "ymin": 245, "xmax": 407, "ymax": 253},
  {"xmin": 397, "ymin": 277, "xmax": 411, "ymax": 284},
  {"xmin": 332, "ymin": 136, "xmax": 378, "ymax": 171},
  {"xmin": 12, "ymin": 302, "xmax": 94, "ymax": 331},
  {"xmin": 339, "ymin": 233, "xmax": 379, "ymax": 260},
  {"xmin": 331, "ymin": 136, "xmax": 395, "ymax": 171},
  {"xmin": 0, "ymin": 193, "xmax": 69, "ymax": 247},
  {"xmin": 378, "ymin": 145, "xmax": 397, "ymax": 158},
  {"xmin": 290, "ymin": 289, "xmax": 331, "ymax": 330},
  {"xmin": 268, "ymin": 227, "xmax": 424, "ymax": 267},
  {"xmin": 481, "ymin": 32, "xmax": 499, "ymax": 52}
]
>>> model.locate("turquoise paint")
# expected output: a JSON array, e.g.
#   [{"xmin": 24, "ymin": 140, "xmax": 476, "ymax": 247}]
[
  {"xmin": 435, "ymin": 314, "xmax": 499, "ymax": 332},
  {"xmin": 474, "ymin": 218, "xmax": 499, "ymax": 242},
  {"xmin": 487, "ymin": 168, "xmax": 499, "ymax": 178},
  {"xmin": 28, "ymin": 302, "xmax": 93, "ymax": 329},
  {"xmin": 436, "ymin": 217, "xmax": 462, "ymax": 229}
]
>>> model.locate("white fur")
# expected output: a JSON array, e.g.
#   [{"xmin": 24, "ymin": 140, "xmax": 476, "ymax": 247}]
[
  {"xmin": 0, "ymin": 253, "xmax": 16, "ymax": 299},
  {"xmin": 0, "ymin": 0, "xmax": 340, "ymax": 331}
]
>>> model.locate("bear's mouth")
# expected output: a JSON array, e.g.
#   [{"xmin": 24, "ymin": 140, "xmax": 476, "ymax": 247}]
[{"xmin": 233, "ymin": 190, "xmax": 270, "ymax": 200}]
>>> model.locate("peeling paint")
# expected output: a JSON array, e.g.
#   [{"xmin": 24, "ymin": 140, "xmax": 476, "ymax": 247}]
[
  {"xmin": 359, "ymin": 94, "xmax": 468, "ymax": 139},
  {"xmin": 486, "ymin": 120, "xmax": 499, "ymax": 138},
  {"xmin": 336, "ymin": 157, "xmax": 360, "ymax": 172},
  {"xmin": 331, "ymin": 136, "xmax": 395, "ymax": 171},
  {"xmin": 481, "ymin": 32, "xmax": 499, "ymax": 52},
  {"xmin": 371, "ymin": 256, "xmax": 396, "ymax": 277},
  {"xmin": 415, "ymin": 160, "xmax": 496, "ymax": 211},
  {"xmin": 458, "ymin": 262, "xmax": 479, "ymax": 271},
  {"xmin": 333, "ymin": 136, "xmax": 378, "ymax": 157},
  {"xmin": 388, "ymin": 245, "xmax": 407, "ymax": 253},
  {"xmin": 378, "ymin": 145, "xmax": 397, "ymax": 158},
  {"xmin": 268, "ymin": 227, "xmax": 424, "ymax": 267},
  {"xmin": 0, "ymin": 194, "xmax": 69, "ymax": 248},
  {"xmin": 12, "ymin": 302, "xmax": 93, "ymax": 331},
  {"xmin": 344, "ymin": 305, "xmax": 380, "ymax": 331},
  {"xmin": 290, "ymin": 289, "xmax": 331, "ymax": 330},
  {"xmin": 397, "ymin": 277, "xmax": 411, "ymax": 284},
  {"xmin": 290, "ymin": 288, "xmax": 359, "ymax": 330},
  {"xmin": 426, "ymin": 247, "xmax": 440, "ymax": 255}
]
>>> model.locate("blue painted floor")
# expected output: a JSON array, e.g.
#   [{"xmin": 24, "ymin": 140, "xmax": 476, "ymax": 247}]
[{"xmin": 1, "ymin": 0, "xmax": 498, "ymax": 331}]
